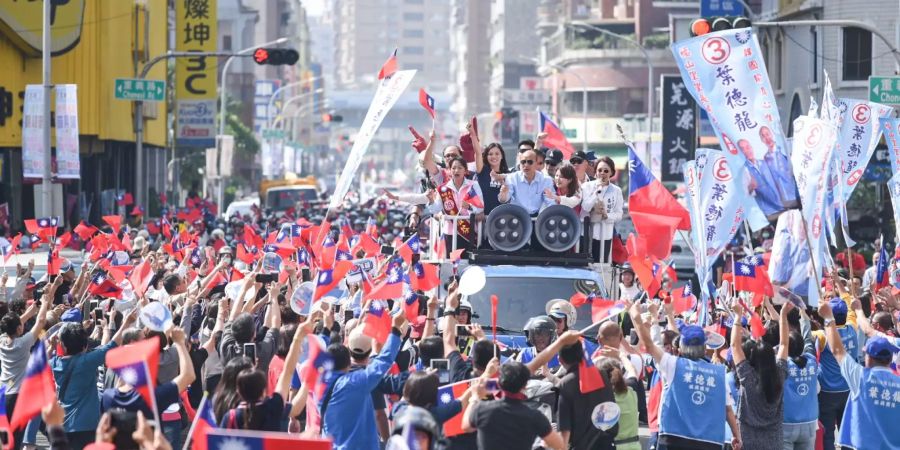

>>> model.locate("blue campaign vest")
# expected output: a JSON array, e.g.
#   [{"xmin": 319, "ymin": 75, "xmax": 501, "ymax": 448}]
[
  {"xmin": 724, "ymin": 371, "xmax": 739, "ymax": 443},
  {"xmin": 519, "ymin": 347, "xmax": 559, "ymax": 368},
  {"xmin": 837, "ymin": 367, "xmax": 900, "ymax": 450},
  {"xmin": 783, "ymin": 353, "xmax": 819, "ymax": 424},
  {"xmin": 659, "ymin": 357, "xmax": 726, "ymax": 445},
  {"xmin": 819, "ymin": 326, "xmax": 858, "ymax": 392}
]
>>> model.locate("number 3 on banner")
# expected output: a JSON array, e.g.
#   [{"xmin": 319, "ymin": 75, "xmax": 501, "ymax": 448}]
[{"xmin": 702, "ymin": 37, "xmax": 730, "ymax": 64}]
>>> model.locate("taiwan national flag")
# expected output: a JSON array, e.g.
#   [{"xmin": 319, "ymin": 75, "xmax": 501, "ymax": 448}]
[
  {"xmin": 462, "ymin": 185, "xmax": 484, "ymax": 209},
  {"xmin": 365, "ymin": 217, "xmax": 378, "ymax": 236},
  {"xmin": 538, "ymin": 111, "xmax": 576, "ymax": 159},
  {"xmin": 102, "ymin": 215, "xmax": 122, "ymax": 234},
  {"xmin": 299, "ymin": 335, "xmax": 333, "ymax": 394},
  {"xmin": 10, "ymin": 340, "xmax": 55, "ymax": 432},
  {"xmin": 73, "ymin": 221, "xmax": 99, "ymax": 242},
  {"xmin": 570, "ymin": 292, "xmax": 626, "ymax": 324},
  {"xmin": 129, "ymin": 260, "xmax": 155, "ymax": 297},
  {"xmin": 105, "ymin": 337, "xmax": 160, "ymax": 408},
  {"xmin": 0, "ymin": 385, "xmax": 9, "ymax": 449},
  {"xmin": 733, "ymin": 254, "xmax": 773, "ymax": 305},
  {"xmin": 409, "ymin": 262, "xmax": 439, "ymax": 292},
  {"xmin": 377, "ymin": 48, "xmax": 398, "ymax": 80},
  {"xmin": 89, "ymin": 271, "xmax": 123, "ymax": 298},
  {"xmin": 875, "ymin": 238, "xmax": 890, "ymax": 289},
  {"xmin": 627, "ymin": 145, "xmax": 691, "ymax": 231},
  {"xmin": 363, "ymin": 299, "xmax": 393, "ymax": 343},
  {"xmin": 116, "ymin": 192, "xmax": 134, "ymax": 206},
  {"xmin": 419, "ymin": 88, "xmax": 436, "ymax": 119},
  {"xmin": 351, "ymin": 233, "xmax": 380, "ymax": 258},
  {"xmin": 189, "ymin": 396, "xmax": 217, "ymax": 450},
  {"xmin": 367, "ymin": 261, "xmax": 404, "ymax": 301},
  {"xmin": 205, "ymin": 428, "xmax": 333, "ymax": 450},
  {"xmin": 671, "ymin": 284, "xmax": 698, "ymax": 315},
  {"xmin": 398, "ymin": 235, "xmax": 421, "ymax": 265},
  {"xmin": 401, "ymin": 285, "xmax": 420, "ymax": 323},
  {"xmin": 578, "ymin": 339, "xmax": 606, "ymax": 393},
  {"xmin": 313, "ymin": 260, "xmax": 354, "ymax": 302},
  {"xmin": 437, "ymin": 379, "xmax": 471, "ymax": 437},
  {"xmin": 23, "ymin": 217, "xmax": 58, "ymax": 242}
]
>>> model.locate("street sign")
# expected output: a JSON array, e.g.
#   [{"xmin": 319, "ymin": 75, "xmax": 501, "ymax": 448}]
[
  {"xmin": 660, "ymin": 75, "xmax": 698, "ymax": 182},
  {"xmin": 700, "ymin": 0, "xmax": 743, "ymax": 16},
  {"xmin": 115, "ymin": 79, "xmax": 164, "ymax": 102},
  {"xmin": 562, "ymin": 128, "xmax": 577, "ymax": 139},
  {"xmin": 262, "ymin": 128, "xmax": 285, "ymax": 139},
  {"xmin": 869, "ymin": 76, "xmax": 900, "ymax": 104}
]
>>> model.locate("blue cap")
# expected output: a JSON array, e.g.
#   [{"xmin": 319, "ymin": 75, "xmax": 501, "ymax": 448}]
[
  {"xmin": 680, "ymin": 325, "xmax": 707, "ymax": 346},
  {"xmin": 61, "ymin": 308, "xmax": 82, "ymax": 323},
  {"xmin": 865, "ymin": 337, "xmax": 900, "ymax": 360},
  {"xmin": 829, "ymin": 297, "xmax": 848, "ymax": 316}
]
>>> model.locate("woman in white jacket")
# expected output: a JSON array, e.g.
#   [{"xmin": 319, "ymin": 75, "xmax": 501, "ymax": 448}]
[
  {"xmin": 580, "ymin": 156, "xmax": 624, "ymax": 263},
  {"xmin": 544, "ymin": 162, "xmax": 582, "ymax": 213}
]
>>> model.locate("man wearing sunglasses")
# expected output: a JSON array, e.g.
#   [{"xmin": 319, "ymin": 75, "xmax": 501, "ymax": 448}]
[
  {"xmin": 495, "ymin": 149, "xmax": 555, "ymax": 215},
  {"xmin": 544, "ymin": 149, "xmax": 563, "ymax": 178},
  {"xmin": 568, "ymin": 150, "xmax": 595, "ymax": 184}
]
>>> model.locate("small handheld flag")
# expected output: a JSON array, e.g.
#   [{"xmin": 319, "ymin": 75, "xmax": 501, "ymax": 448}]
[
  {"xmin": 419, "ymin": 88, "xmax": 436, "ymax": 120},
  {"xmin": 378, "ymin": 49, "xmax": 398, "ymax": 80}
]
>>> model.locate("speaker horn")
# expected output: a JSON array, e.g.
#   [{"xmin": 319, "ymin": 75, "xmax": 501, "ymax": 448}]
[
  {"xmin": 535, "ymin": 205, "xmax": 582, "ymax": 252},
  {"xmin": 486, "ymin": 204, "xmax": 533, "ymax": 252}
]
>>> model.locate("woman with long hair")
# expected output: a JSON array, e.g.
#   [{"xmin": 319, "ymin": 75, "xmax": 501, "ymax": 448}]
[
  {"xmin": 474, "ymin": 142, "xmax": 510, "ymax": 216},
  {"xmin": 597, "ymin": 354, "xmax": 641, "ymax": 450},
  {"xmin": 781, "ymin": 302, "xmax": 818, "ymax": 450},
  {"xmin": 731, "ymin": 302, "xmax": 789, "ymax": 450},
  {"xmin": 580, "ymin": 156, "xmax": 624, "ymax": 263},
  {"xmin": 213, "ymin": 356, "xmax": 254, "ymax": 420},
  {"xmin": 544, "ymin": 162, "xmax": 581, "ymax": 213}
]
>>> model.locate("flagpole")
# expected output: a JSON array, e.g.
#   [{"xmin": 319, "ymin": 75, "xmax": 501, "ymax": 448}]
[
  {"xmin": 743, "ymin": 220, "xmax": 755, "ymax": 255},
  {"xmin": 181, "ymin": 392, "xmax": 209, "ymax": 450},
  {"xmin": 798, "ymin": 215, "xmax": 824, "ymax": 300},
  {"xmin": 144, "ymin": 363, "xmax": 162, "ymax": 429}
]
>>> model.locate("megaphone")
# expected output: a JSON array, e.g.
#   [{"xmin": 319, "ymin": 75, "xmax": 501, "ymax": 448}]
[
  {"xmin": 486, "ymin": 204, "xmax": 533, "ymax": 252},
  {"xmin": 535, "ymin": 205, "xmax": 582, "ymax": 252}
]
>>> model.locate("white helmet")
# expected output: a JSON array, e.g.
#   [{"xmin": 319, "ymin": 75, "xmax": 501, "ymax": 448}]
[{"xmin": 545, "ymin": 299, "xmax": 577, "ymax": 329}]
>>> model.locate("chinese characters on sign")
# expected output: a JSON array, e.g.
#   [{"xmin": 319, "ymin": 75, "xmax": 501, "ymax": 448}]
[
  {"xmin": 175, "ymin": 0, "xmax": 217, "ymax": 147},
  {"xmin": 672, "ymin": 29, "xmax": 799, "ymax": 219},
  {"xmin": 22, "ymin": 85, "xmax": 44, "ymax": 179},
  {"xmin": 661, "ymin": 75, "xmax": 697, "ymax": 182},
  {"xmin": 55, "ymin": 84, "xmax": 80, "ymax": 179}
]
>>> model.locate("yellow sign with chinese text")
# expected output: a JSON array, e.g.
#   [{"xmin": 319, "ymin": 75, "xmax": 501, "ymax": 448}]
[{"xmin": 175, "ymin": 0, "xmax": 217, "ymax": 146}]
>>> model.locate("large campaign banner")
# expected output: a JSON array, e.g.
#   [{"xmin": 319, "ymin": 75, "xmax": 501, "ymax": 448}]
[
  {"xmin": 881, "ymin": 117, "xmax": 900, "ymax": 176},
  {"xmin": 329, "ymin": 70, "xmax": 416, "ymax": 209},
  {"xmin": 22, "ymin": 85, "xmax": 44, "ymax": 179},
  {"xmin": 55, "ymin": 84, "xmax": 81, "ymax": 179},
  {"xmin": 672, "ymin": 28, "xmax": 798, "ymax": 219},
  {"xmin": 888, "ymin": 172, "xmax": 900, "ymax": 242},
  {"xmin": 790, "ymin": 115, "xmax": 838, "ymax": 305},
  {"xmin": 768, "ymin": 210, "xmax": 813, "ymax": 299}
]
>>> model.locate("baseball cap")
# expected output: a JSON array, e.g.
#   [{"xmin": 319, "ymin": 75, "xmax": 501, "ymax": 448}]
[
  {"xmin": 679, "ymin": 324, "xmax": 707, "ymax": 346},
  {"xmin": 349, "ymin": 329, "xmax": 373, "ymax": 356},
  {"xmin": 865, "ymin": 336, "xmax": 900, "ymax": 361},
  {"xmin": 570, "ymin": 150, "xmax": 588, "ymax": 163},
  {"xmin": 829, "ymin": 297, "xmax": 848, "ymax": 316},
  {"xmin": 59, "ymin": 258, "xmax": 73, "ymax": 273},
  {"xmin": 584, "ymin": 151, "xmax": 598, "ymax": 161},
  {"xmin": 545, "ymin": 149, "xmax": 563, "ymax": 165}
]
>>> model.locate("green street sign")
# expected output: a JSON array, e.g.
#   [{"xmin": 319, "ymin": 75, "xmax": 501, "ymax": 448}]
[
  {"xmin": 562, "ymin": 128, "xmax": 577, "ymax": 139},
  {"xmin": 114, "ymin": 78, "xmax": 165, "ymax": 102},
  {"xmin": 262, "ymin": 129, "xmax": 285, "ymax": 139},
  {"xmin": 869, "ymin": 76, "xmax": 900, "ymax": 104}
]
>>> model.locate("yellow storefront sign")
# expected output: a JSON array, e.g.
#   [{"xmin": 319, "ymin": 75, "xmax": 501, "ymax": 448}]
[
  {"xmin": 175, "ymin": 0, "xmax": 217, "ymax": 146},
  {"xmin": 0, "ymin": 0, "xmax": 86, "ymax": 56}
]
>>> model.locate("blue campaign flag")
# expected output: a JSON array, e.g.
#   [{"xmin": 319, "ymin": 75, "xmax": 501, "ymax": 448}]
[
  {"xmin": 789, "ymin": 115, "xmax": 838, "ymax": 305},
  {"xmin": 888, "ymin": 173, "xmax": 900, "ymax": 241},
  {"xmin": 880, "ymin": 117, "xmax": 900, "ymax": 176},
  {"xmin": 768, "ymin": 210, "xmax": 813, "ymax": 299},
  {"xmin": 672, "ymin": 28, "xmax": 799, "ymax": 219},
  {"xmin": 700, "ymin": 0, "xmax": 744, "ymax": 16}
]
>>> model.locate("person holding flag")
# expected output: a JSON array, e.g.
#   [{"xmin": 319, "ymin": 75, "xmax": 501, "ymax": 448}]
[
  {"xmin": 425, "ymin": 155, "xmax": 483, "ymax": 252},
  {"xmin": 628, "ymin": 302, "xmax": 740, "ymax": 450},
  {"xmin": 52, "ymin": 309, "xmax": 138, "ymax": 448}
]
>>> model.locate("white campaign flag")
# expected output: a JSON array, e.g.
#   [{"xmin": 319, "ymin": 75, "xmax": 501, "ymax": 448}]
[{"xmin": 329, "ymin": 70, "xmax": 416, "ymax": 209}]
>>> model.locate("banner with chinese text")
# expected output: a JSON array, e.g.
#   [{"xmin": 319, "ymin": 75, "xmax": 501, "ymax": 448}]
[
  {"xmin": 175, "ymin": 0, "xmax": 217, "ymax": 148},
  {"xmin": 55, "ymin": 84, "xmax": 80, "ymax": 179},
  {"xmin": 660, "ymin": 75, "xmax": 697, "ymax": 182}
]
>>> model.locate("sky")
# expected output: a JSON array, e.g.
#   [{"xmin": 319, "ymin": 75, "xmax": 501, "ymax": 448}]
[{"xmin": 303, "ymin": 0, "xmax": 325, "ymax": 16}]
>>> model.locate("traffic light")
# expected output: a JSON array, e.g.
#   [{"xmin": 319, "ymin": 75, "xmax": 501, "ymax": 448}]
[
  {"xmin": 321, "ymin": 113, "xmax": 343, "ymax": 123},
  {"xmin": 689, "ymin": 16, "xmax": 751, "ymax": 37},
  {"xmin": 253, "ymin": 48, "xmax": 300, "ymax": 66}
]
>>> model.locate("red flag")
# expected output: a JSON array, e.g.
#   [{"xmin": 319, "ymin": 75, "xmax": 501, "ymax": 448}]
[
  {"xmin": 203, "ymin": 271, "xmax": 227, "ymax": 293},
  {"xmin": 570, "ymin": 292, "xmax": 626, "ymax": 324},
  {"xmin": 462, "ymin": 185, "xmax": 484, "ymax": 209},
  {"xmin": 116, "ymin": 192, "xmax": 134, "ymax": 206},
  {"xmin": 0, "ymin": 386, "xmax": 12, "ymax": 450},
  {"xmin": 313, "ymin": 261, "xmax": 354, "ymax": 302},
  {"xmin": 351, "ymin": 233, "xmax": 380, "ymax": 258},
  {"xmin": 8, "ymin": 234, "xmax": 22, "ymax": 257},
  {"xmin": 377, "ymin": 48, "xmax": 398, "ymax": 80},
  {"xmin": 56, "ymin": 232, "xmax": 73, "ymax": 249},
  {"xmin": 190, "ymin": 396, "xmax": 217, "ymax": 450},
  {"xmin": 539, "ymin": 111, "xmax": 576, "ymax": 159},
  {"xmin": 749, "ymin": 311, "xmax": 765, "ymax": 339},
  {"xmin": 627, "ymin": 145, "xmax": 690, "ymax": 230},
  {"xmin": 204, "ymin": 429, "xmax": 332, "ymax": 450},
  {"xmin": 299, "ymin": 335, "xmax": 332, "ymax": 393},
  {"xmin": 236, "ymin": 244, "xmax": 260, "ymax": 265},
  {"xmin": 47, "ymin": 248, "xmax": 61, "ymax": 276},
  {"xmin": 610, "ymin": 231, "xmax": 629, "ymax": 265},
  {"xmin": 89, "ymin": 271, "xmax": 123, "ymax": 298},
  {"xmin": 491, "ymin": 295, "xmax": 499, "ymax": 344},
  {"xmin": 367, "ymin": 262, "xmax": 404, "ymax": 300},
  {"xmin": 671, "ymin": 284, "xmax": 697, "ymax": 315},
  {"xmin": 628, "ymin": 255, "xmax": 664, "ymax": 298},
  {"xmin": 397, "ymin": 235, "xmax": 421, "ymax": 265},
  {"xmin": 102, "ymin": 215, "xmax": 122, "ymax": 234},
  {"xmin": 438, "ymin": 379, "xmax": 472, "ymax": 437},
  {"xmin": 129, "ymin": 260, "xmax": 154, "ymax": 297},
  {"xmin": 73, "ymin": 221, "xmax": 98, "ymax": 241},
  {"xmin": 418, "ymin": 88, "xmax": 436, "ymax": 119},
  {"xmin": 130, "ymin": 205, "xmax": 144, "ymax": 216},
  {"xmin": 409, "ymin": 262, "xmax": 439, "ymax": 292},
  {"xmin": 630, "ymin": 211, "xmax": 682, "ymax": 260},
  {"xmin": 363, "ymin": 299, "xmax": 393, "ymax": 343},
  {"xmin": 10, "ymin": 341, "xmax": 55, "ymax": 432},
  {"xmin": 401, "ymin": 291, "xmax": 420, "ymax": 324},
  {"xmin": 578, "ymin": 340, "xmax": 606, "ymax": 393},
  {"xmin": 230, "ymin": 268, "xmax": 245, "ymax": 282},
  {"xmin": 23, "ymin": 217, "xmax": 58, "ymax": 242},
  {"xmin": 105, "ymin": 337, "xmax": 160, "ymax": 408}
]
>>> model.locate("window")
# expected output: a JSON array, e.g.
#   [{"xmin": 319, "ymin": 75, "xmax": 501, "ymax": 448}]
[
  {"xmin": 403, "ymin": 29, "xmax": 424, "ymax": 38},
  {"xmin": 403, "ymin": 46, "xmax": 424, "ymax": 55},
  {"xmin": 403, "ymin": 12, "xmax": 424, "ymax": 21},
  {"xmin": 223, "ymin": 35, "xmax": 232, "ymax": 51},
  {"xmin": 842, "ymin": 27, "xmax": 872, "ymax": 81},
  {"xmin": 564, "ymin": 90, "xmax": 618, "ymax": 116},
  {"xmin": 773, "ymin": 31, "xmax": 783, "ymax": 90},
  {"xmin": 810, "ymin": 27, "xmax": 818, "ymax": 84}
]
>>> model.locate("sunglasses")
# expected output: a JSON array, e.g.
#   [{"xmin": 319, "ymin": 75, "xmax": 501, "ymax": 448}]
[
  {"xmin": 570, "ymin": 158, "xmax": 584, "ymax": 164},
  {"xmin": 598, "ymin": 168, "xmax": 611, "ymax": 174},
  {"xmin": 547, "ymin": 162, "xmax": 559, "ymax": 167},
  {"xmin": 521, "ymin": 159, "xmax": 535, "ymax": 165}
]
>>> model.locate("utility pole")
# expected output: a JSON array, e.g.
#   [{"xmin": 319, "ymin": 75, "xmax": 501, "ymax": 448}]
[{"xmin": 41, "ymin": 0, "xmax": 52, "ymax": 218}]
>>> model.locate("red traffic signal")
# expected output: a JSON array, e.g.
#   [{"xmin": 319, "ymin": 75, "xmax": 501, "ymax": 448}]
[
  {"xmin": 691, "ymin": 16, "xmax": 751, "ymax": 37},
  {"xmin": 322, "ymin": 113, "xmax": 332, "ymax": 122},
  {"xmin": 690, "ymin": 18, "xmax": 711, "ymax": 37},
  {"xmin": 252, "ymin": 48, "xmax": 300, "ymax": 66}
]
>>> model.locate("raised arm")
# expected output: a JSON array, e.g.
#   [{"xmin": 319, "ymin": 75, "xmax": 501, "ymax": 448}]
[
  {"xmin": 472, "ymin": 120, "xmax": 484, "ymax": 174},
  {"xmin": 777, "ymin": 302, "xmax": 793, "ymax": 361},
  {"xmin": 525, "ymin": 330, "xmax": 582, "ymax": 374},
  {"xmin": 168, "ymin": 328, "xmax": 196, "ymax": 392},
  {"xmin": 421, "ymin": 129, "xmax": 439, "ymax": 176},
  {"xmin": 276, "ymin": 312, "xmax": 317, "ymax": 400},
  {"xmin": 818, "ymin": 301, "xmax": 847, "ymax": 364},
  {"xmin": 730, "ymin": 303, "xmax": 746, "ymax": 366},
  {"xmin": 629, "ymin": 303, "xmax": 665, "ymax": 364}
]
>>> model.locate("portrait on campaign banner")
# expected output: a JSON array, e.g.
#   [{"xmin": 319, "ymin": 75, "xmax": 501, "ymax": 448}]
[{"xmin": 672, "ymin": 28, "xmax": 799, "ymax": 219}]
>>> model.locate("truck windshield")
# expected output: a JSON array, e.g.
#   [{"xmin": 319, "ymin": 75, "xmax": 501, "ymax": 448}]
[
  {"xmin": 465, "ymin": 276, "xmax": 601, "ymax": 332},
  {"xmin": 267, "ymin": 189, "xmax": 318, "ymax": 211}
]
